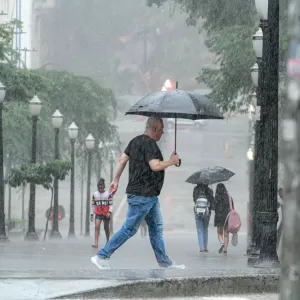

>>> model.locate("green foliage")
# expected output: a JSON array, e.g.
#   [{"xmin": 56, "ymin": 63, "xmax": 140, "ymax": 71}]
[
  {"xmin": 0, "ymin": 64, "xmax": 119, "ymax": 166},
  {"xmin": 148, "ymin": 0, "xmax": 288, "ymax": 111},
  {"xmin": 7, "ymin": 160, "xmax": 71, "ymax": 189},
  {"xmin": 0, "ymin": 19, "xmax": 23, "ymax": 64}
]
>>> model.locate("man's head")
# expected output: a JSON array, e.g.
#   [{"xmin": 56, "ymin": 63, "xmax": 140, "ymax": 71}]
[
  {"xmin": 144, "ymin": 116, "xmax": 164, "ymax": 141},
  {"xmin": 97, "ymin": 179, "xmax": 105, "ymax": 192}
]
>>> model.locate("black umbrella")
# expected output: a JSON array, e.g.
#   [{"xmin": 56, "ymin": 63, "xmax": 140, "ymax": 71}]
[
  {"xmin": 125, "ymin": 82, "xmax": 223, "ymax": 165},
  {"xmin": 185, "ymin": 166, "xmax": 235, "ymax": 185}
]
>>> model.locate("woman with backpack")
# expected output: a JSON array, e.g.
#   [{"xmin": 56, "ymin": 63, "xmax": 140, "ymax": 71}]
[
  {"xmin": 193, "ymin": 183, "xmax": 215, "ymax": 253},
  {"xmin": 214, "ymin": 183, "xmax": 234, "ymax": 255}
]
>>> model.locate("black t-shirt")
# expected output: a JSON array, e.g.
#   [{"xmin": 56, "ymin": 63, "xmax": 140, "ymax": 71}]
[{"xmin": 124, "ymin": 134, "xmax": 165, "ymax": 196}]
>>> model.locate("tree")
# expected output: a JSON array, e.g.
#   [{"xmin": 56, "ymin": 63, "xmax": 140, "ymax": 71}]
[
  {"xmin": 7, "ymin": 160, "xmax": 71, "ymax": 239},
  {"xmin": 147, "ymin": 0, "xmax": 288, "ymax": 110},
  {"xmin": 0, "ymin": 62, "xmax": 120, "ymax": 167},
  {"xmin": 0, "ymin": 19, "xmax": 24, "ymax": 66}
]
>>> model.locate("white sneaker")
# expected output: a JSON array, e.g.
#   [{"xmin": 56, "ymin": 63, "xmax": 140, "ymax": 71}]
[
  {"xmin": 164, "ymin": 262, "xmax": 185, "ymax": 269},
  {"xmin": 91, "ymin": 255, "xmax": 110, "ymax": 270}
]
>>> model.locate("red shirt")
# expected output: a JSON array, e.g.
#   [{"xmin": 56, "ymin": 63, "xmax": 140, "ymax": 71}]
[{"xmin": 92, "ymin": 190, "xmax": 113, "ymax": 215}]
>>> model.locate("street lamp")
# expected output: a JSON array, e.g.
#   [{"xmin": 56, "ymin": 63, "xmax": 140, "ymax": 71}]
[
  {"xmin": 255, "ymin": 0, "xmax": 268, "ymax": 21},
  {"xmin": 68, "ymin": 122, "xmax": 78, "ymax": 238},
  {"xmin": 85, "ymin": 133, "xmax": 95, "ymax": 237},
  {"xmin": 252, "ymin": 28, "xmax": 263, "ymax": 60},
  {"xmin": 50, "ymin": 109, "xmax": 63, "ymax": 239},
  {"xmin": 25, "ymin": 95, "xmax": 42, "ymax": 241},
  {"xmin": 251, "ymin": 63, "xmax": 259, "ymax": 87},
  {"xmin": 0, "ymin": 81, "xmax": 8, "ymax": 242}
]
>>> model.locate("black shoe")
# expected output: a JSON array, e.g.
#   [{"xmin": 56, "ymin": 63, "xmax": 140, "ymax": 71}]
[{"xmin": 218, "ymin": 245, "xmax": 224, "ymax": 254}]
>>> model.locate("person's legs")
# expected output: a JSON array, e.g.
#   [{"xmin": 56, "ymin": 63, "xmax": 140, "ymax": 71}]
[
  {"xmin": 96, "ymin": 195, "xmax": 152, "ymax": 259},
  {"xmin": 203, "ymin": 215, "xmax": 210, "ymax": 251},
  {"xmin": 103, "ymin": 218, "xmax": 110, "ymax": 243},
  {"xmin": 144, "ymin": 198, "xmax": 173, "ymax": 267},
  {"xmin": 194, "ymin": 214, "xmax": 205, "ymax": 251},
  {"xmin": 223, "ymin": 226, "xmax": 229, "ymax": 253},
  {"xmin": 92, "ymin": 217, "xmax": 101, "ymax": 248},
  {"xmin": 217, "ymin": 227, "xmax": 224, "ymax": 253}
]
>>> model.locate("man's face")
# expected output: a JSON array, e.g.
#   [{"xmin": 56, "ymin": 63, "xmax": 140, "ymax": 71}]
[
  {"xmin": 98, "ymin": 183, "xmax": 105, "ymax": 192},
  {"xmin": 154, "ymin": 121, "xmax": 164, "ymax": 141}
]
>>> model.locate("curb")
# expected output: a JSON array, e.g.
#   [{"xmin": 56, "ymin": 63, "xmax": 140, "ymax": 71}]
[{"xmin": 53, "ymin": 274, "xmax": 279, "ymax": 299}]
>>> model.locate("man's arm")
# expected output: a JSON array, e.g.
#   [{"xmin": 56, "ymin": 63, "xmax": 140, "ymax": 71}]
[
  {"xmin": 148, "ymin": 159, "xmax": 174, "ymax": 171},
  {"xmin": 113, "ymin": 153, "xmax": 129, "ymax": 183}
]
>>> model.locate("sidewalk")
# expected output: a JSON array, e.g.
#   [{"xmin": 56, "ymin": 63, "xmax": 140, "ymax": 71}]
[{"xmin": 0, "ymin": 233, "xmax": 279, "ymax": 299}]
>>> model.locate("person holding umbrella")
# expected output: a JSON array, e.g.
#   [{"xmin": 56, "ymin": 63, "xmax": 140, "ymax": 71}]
[
  {"xmin": 186, "ymin": 166, "xmax": 235, "ymax": 254},
  {"xmin": 91, "ymin": 117, "xmax": 185, "ymax": 270}
]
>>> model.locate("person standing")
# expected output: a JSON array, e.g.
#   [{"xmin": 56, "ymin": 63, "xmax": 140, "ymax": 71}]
[
  {"xmin": 193, "ymin": 183, "xmax": 215, "ymax": 253},
  {"xmin": 91, "ymin": 117, "xmax": 185, "ymax": 269},
  {"xmin": 91, "ymin": 179, "xmax": 113, "ymax": 248},
  {"xmin": 214, "ymin": 183, "xmax": 233, "ymax": 254}
]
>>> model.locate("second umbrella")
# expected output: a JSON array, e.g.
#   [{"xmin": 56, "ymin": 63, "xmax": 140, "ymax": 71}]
[{"xmin": 185, "ymin": 166, "xmax": 235, "ymax": 185}]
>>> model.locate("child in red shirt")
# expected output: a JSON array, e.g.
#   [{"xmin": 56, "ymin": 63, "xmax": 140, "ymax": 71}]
[{"xmin": 91, "ymin": 179, "xmax": 113, "ymax": 248}]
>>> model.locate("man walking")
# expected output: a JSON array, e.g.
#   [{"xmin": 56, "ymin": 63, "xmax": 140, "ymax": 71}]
[{"xmin": 91, "ymin": 117, "xmax": 185, "ymax": 269}]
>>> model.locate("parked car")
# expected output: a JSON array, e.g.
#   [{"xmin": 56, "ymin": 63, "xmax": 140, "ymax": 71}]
[{"xmin": 166, "ymin": 118, "xmax": 208, "ymax": 129}]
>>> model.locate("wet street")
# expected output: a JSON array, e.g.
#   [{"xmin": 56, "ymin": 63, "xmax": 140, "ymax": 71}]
[{"xmin": 1, "ymin": 114, "xmax": 258, "ymax": 300}]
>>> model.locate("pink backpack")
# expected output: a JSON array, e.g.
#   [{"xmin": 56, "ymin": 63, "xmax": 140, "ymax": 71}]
[{"xmin": 224, "ymin": 193, "xmax": 241, "ymax": 233}]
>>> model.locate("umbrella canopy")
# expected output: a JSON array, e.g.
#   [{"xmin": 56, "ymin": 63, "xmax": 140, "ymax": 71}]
[
  {"xmin": 185, "ymin": 166, "xmax": 235, "ymax": 185},
  {"xmin": 125, "ymin": 89, "xmax": 223, "ymax": 120}
]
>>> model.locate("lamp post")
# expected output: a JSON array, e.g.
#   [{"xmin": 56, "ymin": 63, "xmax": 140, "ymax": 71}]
[
  {"xmin": 25, "ymin": 95, "xmax": 42, "ymax": 240},
  {"xmin": 109, "ymin": 149, "xmax": 115, "ymax": 234},
  {"xmin": 50, "ymin": 109, "xmax": 63, "ymax": 239},
  {"xmin": 248, "ymin": 27, "xmax": 265, "ymax": 265},
  {"xmin": 0, "ymin": 81, "xmax": 8, "ymax": 242},
  {"xmin": 250, "ymin": 0, "xmax": 279, "ymax": 268},
  {"xmin": 85, "ymin": 134, "xmax": 95, "ymax": 237},
  {"xmin": 97, "ymin": 141, "xmax": 104, "ymax": 180},
  {"xmin": 68, "ymin": 122, "xmax": 78, "ymax": 238}
]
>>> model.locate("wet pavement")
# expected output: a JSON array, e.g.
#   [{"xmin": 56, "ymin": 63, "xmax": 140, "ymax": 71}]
[
  {"xmin": 0, "ymin": 232, "xmax": 251, "ymax": 279},
  {"xmin": 0, "ymin": 233, "xmax": 279, "ymax": 299},
  {"xmin": 58, "ymin": 296, "xmax": 279, "ymax": 300}
]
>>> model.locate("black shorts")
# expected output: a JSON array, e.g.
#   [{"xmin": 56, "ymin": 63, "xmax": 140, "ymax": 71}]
[{"xmin": 95, "ymin": 214, "xmax": 109, "ymax": 220}]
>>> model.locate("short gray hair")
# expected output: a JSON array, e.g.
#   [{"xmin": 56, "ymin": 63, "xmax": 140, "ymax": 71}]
[{"xmin": 145, "ymin": 116, "xmax": 163, "ymax": 130}]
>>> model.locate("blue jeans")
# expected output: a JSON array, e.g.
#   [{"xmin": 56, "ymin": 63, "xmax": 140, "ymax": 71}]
[
  {"xmin": 194, "ymin": 213, "xmax": 210, "ymax": 249},
  {"xmin": 97, "ymin": 194, "xmax": 173, "ymax": 267}
]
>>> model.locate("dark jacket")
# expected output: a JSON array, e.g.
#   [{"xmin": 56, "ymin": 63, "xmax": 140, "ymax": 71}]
[{"xmin": 193, "ymin": 184, "xmax": 215, "ymax": 212}]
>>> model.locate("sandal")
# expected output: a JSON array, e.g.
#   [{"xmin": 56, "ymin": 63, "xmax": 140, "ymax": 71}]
[{"xmin": 223, "ymin": 251, "xmax": 227, "ymax": 255}]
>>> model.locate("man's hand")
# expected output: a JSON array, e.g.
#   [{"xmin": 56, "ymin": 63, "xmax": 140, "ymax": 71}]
[
  {"xmin": 170, "ymin": 151, "xmax": 180, "ymax": 165},
  {"xmin": 106, "ymin": 212, "xmax": 111, "ymax": 219},
  {"xmin": 90, "ymin": 214, "xmax": 94, "ymax": 222},
  {"xmin": 109, "ymin": 181, "xmax": 118, "ymax": 195}
]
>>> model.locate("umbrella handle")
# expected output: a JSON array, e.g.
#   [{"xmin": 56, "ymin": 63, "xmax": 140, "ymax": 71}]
[{"xmin": 175, "ymin": 159, "xmax": 181, "ymax": 167}]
